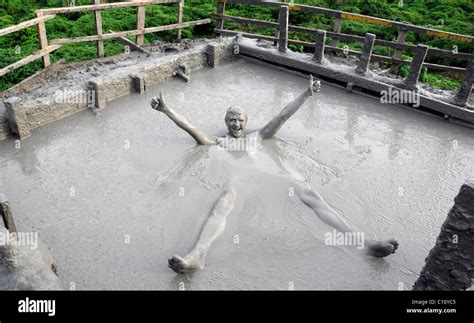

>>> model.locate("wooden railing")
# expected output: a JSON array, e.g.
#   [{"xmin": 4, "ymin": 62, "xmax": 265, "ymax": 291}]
[
  {"xmin": 1, "ymin": 0, "xmax": 472, "ymax": 99},
  {"xmin": 0, "ymin": 15, "xmax": 59, "ymax": 77},
  {"xmin": 214, "ymin": 0, "xmax": 473, "ymax": 73},
  {"xmin": 0, "ymin": 0, "xmax": 211, "ymax": 77}
]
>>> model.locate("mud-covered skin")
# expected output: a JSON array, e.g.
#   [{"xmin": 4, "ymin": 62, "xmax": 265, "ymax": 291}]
[
  {"xmin": 225, "ymin": 106, "xmax": 248, "ymax": 139},
  {"xmin": 166, "ymin": 163, "xmax": 399, "ymax": 274},
  {"xmin": 168, "ymin": 255, "xmax": 203, "ymax": 273},
  {"xmin": 297, "ymin": 184, "xmax": 399, "ymax": 259},
  {"xmin": 364, "ymin": 239, "xmax": 399, "ymax": 258},
  {"xmin": 151, "ymin": 75, "xmax": 321, "ymax": 143},
  {"xmin": 168, "ymin": 187, "xmax": 237, "ymax": 273},
  {"xmin": 152, "ymin": 76, "xmax": 398, "ymax": 274}
]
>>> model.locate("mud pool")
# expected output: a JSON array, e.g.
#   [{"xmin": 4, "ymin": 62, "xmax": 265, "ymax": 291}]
[{"xmin": 0, "ymin": 59, "xmax": 473, "ymax": 290}]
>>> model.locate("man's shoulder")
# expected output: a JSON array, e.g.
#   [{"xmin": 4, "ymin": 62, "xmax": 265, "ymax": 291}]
[{"xmin": 249, "ymin": 130, "xmax": 263, "ymax": 139}]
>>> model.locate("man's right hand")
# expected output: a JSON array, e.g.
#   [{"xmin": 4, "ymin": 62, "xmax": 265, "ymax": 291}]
[{"xmin": 151, "ymin": 92, "xmax": 167, "ymax": 113}]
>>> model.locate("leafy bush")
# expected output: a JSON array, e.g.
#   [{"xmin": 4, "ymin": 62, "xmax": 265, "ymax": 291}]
[{"xmin": 0, "ymin": 0, "xmax": 472, "ymax": 90}]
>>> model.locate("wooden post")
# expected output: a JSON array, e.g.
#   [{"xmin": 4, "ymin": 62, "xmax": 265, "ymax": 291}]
[
  {"xmin": 35, "ymin": 10, "xmax": 51, "ymax": 68},
  {"xmin": 330, "ymin": 17, "xmax": 342, "ymax": 51},
  {"xmin": 278, "ymin": 5, "xmax": 289, "ymax": 53},
  {"xmin": 313, "ymin": 29, "xmax": 326, "ymax": 64},
  {"xmin": 405, "ymin": 44, "xmax": 429, "ymax": 88},
  {"xmin": 177, "ymin": 0, "xmax": 184, "ymax": 41},
  {"xmin": 94, "ymin": 0, "xmax": 104, "ymax": 58},
  {"xmin": 455, "ymin": 52, "xmax": 474, "ymax": 108},
  {"xmin": 136, "ymin": 5, "xmax": 146, "ymax": 46},
  {"xmin": 356, "ymin": 33, "xmax": 376, "ymax": 76},
  {"xmin": 0, "ymin": 201, "xmax": 17, "ymax": 233},
  {"xmin": 389, "ymin": 28, "xmax": 408, "ymax": 74},
  {"xmin": 215, "ymin": 0, "xmax": 225, "ymax": 36},
  {"xmin": 110, "ymin": 31, "xmax": 151, "ymax": 56}
]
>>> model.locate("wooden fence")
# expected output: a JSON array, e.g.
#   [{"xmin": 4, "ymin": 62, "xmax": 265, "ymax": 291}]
[
  {"xmin": 1, "ymin": 0, "xmax": 472, "ymax": 102},
  {"xmin": 214, "ymin": 0, "xmax": 473, "ymax": 73},
  {"xmin": 0, "ymin": 0, "xmax": 211, "ymax": 77},
  {"xmin": 0, "ymin": 14, "xmax": 58, "ymax": 77}
]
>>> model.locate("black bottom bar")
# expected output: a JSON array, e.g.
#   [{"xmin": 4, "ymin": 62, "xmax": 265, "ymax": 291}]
[{"xmin": 0, "ymin": 291, "xmax": 472, "ymax": 321}]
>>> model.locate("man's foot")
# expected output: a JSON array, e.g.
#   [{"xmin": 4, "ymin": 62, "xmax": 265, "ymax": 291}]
[
  {"xmin": 364, "ymin": 239, "xmax": 399, "ymax": 258},
  {"xmin": 168, "ymin": 255, "xmax": 203, "ymax": 273}
]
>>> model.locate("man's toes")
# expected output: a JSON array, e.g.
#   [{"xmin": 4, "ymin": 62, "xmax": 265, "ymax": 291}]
[
  {"xmin": 168, "ymin": 256, "xmax": 177, "ymax": 265},
  {"xmin": 169, "ymin": 262, "xmax": 183, "ymax": 273},
  {"xmin": 175, "ymin": 255, "xmax": 187, "ymax": 264},
  {"xmin": 225, "ymin": 187, "xmax": 237, "ymax": 199},
  {"xmin": 388, "ymin": 239, "xmax": 399, "ymax": 253},
  {"xmin": 168, "ymin": 255, "xmax": 185, "ymax": 272},
  {"xmin": 364, "ymin": 239, "xmax": 397, "ymax": 258},
  {"xmin": 168, "ymin": 258, "xmax": 177, "ymax": 269}
]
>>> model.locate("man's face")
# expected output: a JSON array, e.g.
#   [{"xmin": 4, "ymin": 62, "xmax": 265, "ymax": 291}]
[{"xmin": 226, "ymin": 111, "xmax": 247, "ymax": 138}]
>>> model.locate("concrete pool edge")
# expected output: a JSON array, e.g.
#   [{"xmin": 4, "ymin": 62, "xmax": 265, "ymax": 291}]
[
  {"xmin": 1, "ymin": 38, "xmax": 234, "ymax": 141},
  {"xmin": 235, "ymin": 37, "xmax": 474, "ymax": 127}
]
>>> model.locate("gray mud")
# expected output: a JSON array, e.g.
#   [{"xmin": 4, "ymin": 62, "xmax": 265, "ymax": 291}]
[{"xmin": 0, "ymin": 59, "xmax": 473, "ymax": 290}]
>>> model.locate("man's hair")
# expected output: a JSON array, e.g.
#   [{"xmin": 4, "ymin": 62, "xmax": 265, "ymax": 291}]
[{"xmin": 225, "ymin": 106, "xmax": 248, "ymax": 122}]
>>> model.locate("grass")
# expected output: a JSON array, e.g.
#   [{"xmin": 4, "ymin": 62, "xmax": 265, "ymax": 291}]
[{"xmin": 0, "ymin": 0, "xmax": 472, "ymax": 91}]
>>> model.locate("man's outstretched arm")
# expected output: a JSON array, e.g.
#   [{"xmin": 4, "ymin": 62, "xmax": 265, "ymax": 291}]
[
  {"xmin": 259, "ymin": 75, "xmax": 320, "ymax": 140},
  {"xmin": 151, "ymin": 92, "xmax": 217, "ymax": 145}
]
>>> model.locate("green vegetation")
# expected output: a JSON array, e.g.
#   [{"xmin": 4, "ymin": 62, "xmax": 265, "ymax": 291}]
[{"xmin": 0, "ymin": 0, "xmax": 472, "ymax": 90}]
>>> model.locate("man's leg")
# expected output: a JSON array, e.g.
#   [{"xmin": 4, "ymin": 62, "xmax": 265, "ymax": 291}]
[
  {"xmin": 295, "ymin": 184, "xmax": 398, "ymax": 258},
  {"xmin": 168, "ymin": 187, "xmax": 237, "ymax": 273}
]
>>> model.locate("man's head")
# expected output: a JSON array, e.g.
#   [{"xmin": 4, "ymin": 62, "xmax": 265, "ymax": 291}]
[{"xmin": 225, "ymin": 106, "xmax": 248, "ymax": 138}]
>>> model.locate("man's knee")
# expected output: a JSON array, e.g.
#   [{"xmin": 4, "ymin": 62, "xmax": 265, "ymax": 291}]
[
  {"xmin": 212, "ymin": 188, "xmax": 236, "ymax": 216},
  {"xmin": 310, "ymin": 190, "xmax": 323, "ymax": 201},
  {"xmin": 224, "ymin": 186, "xmax": 237, "ymax": 200},
  {"xmin": 295, "ymin": 183, "xmax": 322, "ymax": 201}
]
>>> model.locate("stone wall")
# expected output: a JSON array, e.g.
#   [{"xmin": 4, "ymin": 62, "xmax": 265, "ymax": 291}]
[
  {"xmin": 413, "ymin": 179, "xmax": 474, "ymax": 290},
  {"xmin": 1, "ymin": 201, "xmax": 63, "ymax": 290}
]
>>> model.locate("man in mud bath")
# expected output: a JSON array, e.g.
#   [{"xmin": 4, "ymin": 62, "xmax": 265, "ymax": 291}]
[{"xmin": 151, "ymin": 75, "xmax": 398, "ymax": 273}]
